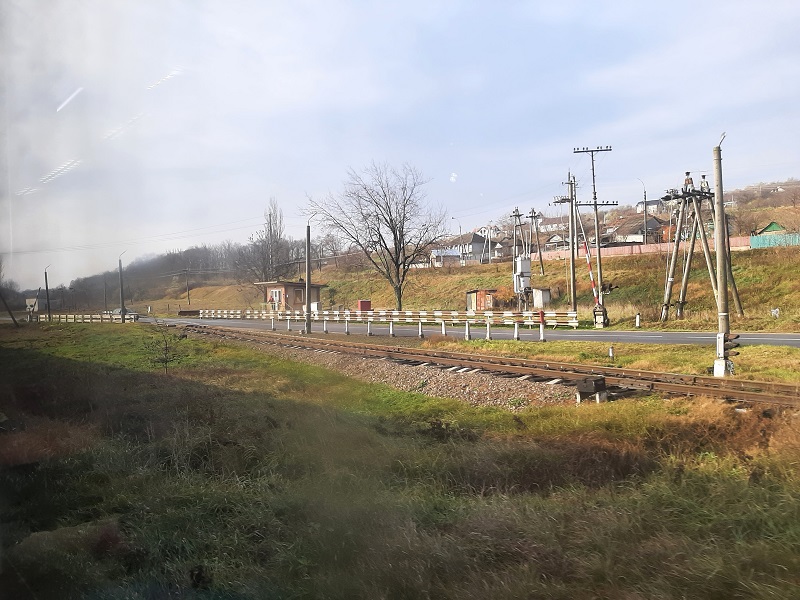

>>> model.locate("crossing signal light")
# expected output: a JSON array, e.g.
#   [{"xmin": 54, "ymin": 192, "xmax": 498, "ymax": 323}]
[{"xmin": 723, "ymin": 332, "xmax": 740, "ymax": 358}]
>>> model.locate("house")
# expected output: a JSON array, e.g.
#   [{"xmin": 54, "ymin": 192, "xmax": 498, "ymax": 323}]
[
  {"xmin": 636, "ymin": 199, "xmax": 666, "ymax": 215},
  {"xmin": 430, "ymin": 248, "xmax": 462, "ymax": 267},
  {"xmin": 440, "ymin": 232, "xmax": 501, "ymax": 263},
  {"xmin": 537, "ymin": 215, "xmax": 570, "ymax": 233},
  {"xmin": 755, "ymin": 221, "xmax": 786, "ymax": 235},
  {"xmin": 255, "ymin": 280, "xmax": 325, "ymax": 311},
  {"xmin": 543, "ymin": 233, "xmax": 571, "ymax": 251},
  {"xmin": 607, "ymin": 214, "xmax": 666, "ymax": 244}
]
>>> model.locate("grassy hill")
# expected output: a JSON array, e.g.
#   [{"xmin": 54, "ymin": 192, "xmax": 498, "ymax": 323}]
[{"xmin": 143, "ymin": 246, "xmax": 800, "ymax": 331}]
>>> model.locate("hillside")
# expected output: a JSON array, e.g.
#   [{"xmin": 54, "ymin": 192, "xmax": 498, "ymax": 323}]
[{"xmin": 139, "ymin": 246, "xmax": 800, "ymax": 332}]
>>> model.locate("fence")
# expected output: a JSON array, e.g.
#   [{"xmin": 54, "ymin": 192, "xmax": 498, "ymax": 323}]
[
  {"xmin": 199, "ymin": 308, "xmax": 580, "ymax": 328},
  {"xmin": 30, "ymin": 314, "xmax": 138, "ymax": 323},
  {"xmin": 750, "ymin": 233, "xmax": 800, "ymax": 249}
]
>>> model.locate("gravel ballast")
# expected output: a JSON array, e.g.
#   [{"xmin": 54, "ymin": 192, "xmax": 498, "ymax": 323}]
[{"xmin": 221, "ymin": 332, "xmax": 577, "ymax": 411}]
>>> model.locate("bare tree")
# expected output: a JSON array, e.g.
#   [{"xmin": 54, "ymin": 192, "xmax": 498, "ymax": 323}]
[
  {"xmin": 235, "ymin": 198, "xmax": 292, "ymax": 302},
  {"xmin": 320, "ymin": 233, "xmax": 343, "ymax": 267},
  {"xmin": 309, "ymin": 162, "xmax": 447, "ymax": 309}
]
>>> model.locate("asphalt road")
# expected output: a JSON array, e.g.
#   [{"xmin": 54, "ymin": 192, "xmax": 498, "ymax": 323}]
[{"xmin": 150, "ymin": 317, "xmax": 800, "ymax": 348}]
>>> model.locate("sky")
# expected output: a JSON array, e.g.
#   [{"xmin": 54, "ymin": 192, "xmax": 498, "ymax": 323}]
[{"xmin": 2, "ymin": 0, "xmax": 799, "ymax": 290}]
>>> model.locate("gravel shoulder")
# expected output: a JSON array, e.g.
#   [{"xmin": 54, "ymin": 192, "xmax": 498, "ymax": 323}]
[{"xmin": 216, "ymin": 331, "xmax": 577, "ymax": 412}]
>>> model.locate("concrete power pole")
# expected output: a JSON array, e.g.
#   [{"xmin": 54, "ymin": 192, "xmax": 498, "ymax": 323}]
[
  {"xmin": 575, "ymin": 147, "xmax": 616, "ymax": 325},
  {"xmin": 528, "ymin": 208, "xmax": 545, "ymax": 276},
  {"xmin": 119, "ymin": 251, "xmax": 127, "ymax": 323},
  {"xmin": 305, "ymin": 223, "xmax": 312, "ymax": 334},
  {"xmin": 44, "ymin": 265, "xmax": 52, "ymax": 322},
  {"xmin": 713, "ymin": 139, "xmax": 732, "ymax": 377},
  {"xmin": 637, "ymin": 178, "xmax": 647, "ymax": 244}
]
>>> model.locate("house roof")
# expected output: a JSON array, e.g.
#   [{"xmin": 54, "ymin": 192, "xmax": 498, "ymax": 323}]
[
  {"xmin": 446, "ymin": 232, "xmax": 486, "ymax": 245},
  {"xmin": 609, "ymin": 214, "xmax": 666, "ymax": 236},
  {"xmin": 756, "ymin": 221, "xmax": 786, "ymax": 234}
]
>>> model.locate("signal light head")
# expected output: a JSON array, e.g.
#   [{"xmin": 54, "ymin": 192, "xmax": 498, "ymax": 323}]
[{"xmin": 722, "ymin": 332, "xmax": 740, "ymax": 358}]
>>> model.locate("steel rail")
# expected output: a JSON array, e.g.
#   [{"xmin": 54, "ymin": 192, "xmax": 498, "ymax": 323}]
[{"xmin": 184, "ymin": 325, "xmax": 800, "ymax": 407}]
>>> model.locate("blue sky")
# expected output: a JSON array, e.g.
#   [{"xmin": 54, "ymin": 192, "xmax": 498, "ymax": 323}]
[{"xmin": 2, "ymin": 0, "xmax": 799, "ymax": 289}]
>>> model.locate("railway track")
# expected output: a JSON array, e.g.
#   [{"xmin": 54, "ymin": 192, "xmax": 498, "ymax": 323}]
[{"xmin": 182, "ymin": 324, "xmax": 800, "ymax": 407}]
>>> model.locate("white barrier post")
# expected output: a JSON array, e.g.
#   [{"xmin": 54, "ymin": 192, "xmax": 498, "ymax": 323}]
[
  {"xmin": 441, "ymin": 321, "xmax": 446, "ymax": 336},
  {"xmin": 635, "ymin": 313, "xmax": 641, "ymax": 328},
  {"xmin": 367, "ymin": 320, "xmax": 372, "ymax": 336},
  {"xmin": 271, "ymin": 317, "xmax": 276, "ymax": 331},
  {"xmin": 513, "ymin": 322, "xmax": 520, "ymax": 341},
  {"xmin": 323, "ymin": 318, "xmax": 328, "ymax": 334},
  {"xmin": 538, "ymin": 310, "xmax": 546, "ymax": 342},
  {"xmin": 287, "ymin": 317, "xmax": 292, "ymax": 331},
  {"xmin": 344, "ymin": 319, "xmax": 350, "ymax": 335},
  {"xmin": 389, "ymin": 321, "xmax": 395, "ymax": 337},
  {"xmin": 464, "ymin": 321, "xmax": 471, "ymax": 341},
  {"xmin": 485, "ymin": 320, "xmax": 492, "ymax": 340},
  {"xmin": 418, "ymin": 321, "xmax": 424, "ymax": 339}
]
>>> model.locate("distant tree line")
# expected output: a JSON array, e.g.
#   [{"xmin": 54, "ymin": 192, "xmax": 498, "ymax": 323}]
[{"xmin": 21, "ymin": 199, "xmax": 342, "ymax": 312}]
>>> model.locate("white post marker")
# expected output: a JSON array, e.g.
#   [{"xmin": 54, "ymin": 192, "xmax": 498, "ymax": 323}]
[
  {"xmin": 389, "ymin": 321, "xmax": 395, "ymax": 337},
  {"xmin": 539, "ymin": 322, "xmax": 545, "ymax": 342},
  {"xmin": 287, "ymin": 317, "xmax": 291, "ymax": 331},
  {"xmin": 344, "ymin": 319, "xmax": 350, "ymax": 335},
  {"xmin": 271, "ymin": 317, "xmax": 276, "ymax": 331},
  {"xmin": 323, "ymin": 318, "xmax": 328, "ymax": 334},
  {"xmin": 418, "ymin": 321, "xmax": 424, "ymax": 339},
  {"xmin": 485, "ymin": 320, "xmax": 492, "ymax": 340},
  {"xmin": 635, "ymin": 313, "xmax": 641, "ymax": 328},
  {"xmin": 513, "ymin": 322, "xmax": 520, "ymax": 341},
  {"xmin": 441, "ymin": 321, "xmax": 446, "ymax": 336},
  {"xmin": 367, "ymin": 320, "xmax": 372, "ymax": 336},
  {"xmin": 464, "ymin": 320, "xmax": 471, "ymax": 340}
]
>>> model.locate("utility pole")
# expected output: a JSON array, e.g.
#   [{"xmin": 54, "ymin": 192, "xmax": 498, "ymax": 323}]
[
  {"xmin": 527, "ymin": 208, "xmax": 544, "ymax": 276},
  {"xmin": 119, "ymin": 250, "xmax": 127, "ymax": 323},
  {"xmin": 103, "ymin": 278, "xmax": 108, "ymax": 313},
  {"xmin": 451, "ymin": 217, "xmax": 465, "ymax": 265},
  {"xmin": 574, "ymin": 147, "xmax": 615, "ymax": 324},
  {"xmin": 44, "ymin": 264, "xmax": 52, "ymax": 322},
  {"xmin": 305, "ymin": 221, "xmax": 312, "ymax": 334},
  {"xmin": 637, "ymin": 178, "xmax": 647, "ymax": 244},
  {"xmin": 510, "ymin": 208, "xmax": 531, "ymax": 310},
  {"xmin": 552, "ymin": 172, "xmax": 577, "ymax": 312},
  {"xmin": 185, "ymin": 268, "xmax": 191, "ymax": 306},
  {"xmin": 713, "ymin": 137, "xmax": 732, "ymax": 377},
  {"xmin": 660, "ymin": 194, "xmax": 687, "ymax": 321}
]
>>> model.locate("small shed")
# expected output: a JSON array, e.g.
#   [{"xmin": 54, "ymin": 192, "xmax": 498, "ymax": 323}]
[
  {"xmin": 255, "ymin": 280, "xmax": 326, "ymax": 311},
  {"xmin": 465, "ymin": 289, "xmax": 496, "ymax": 311}
]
